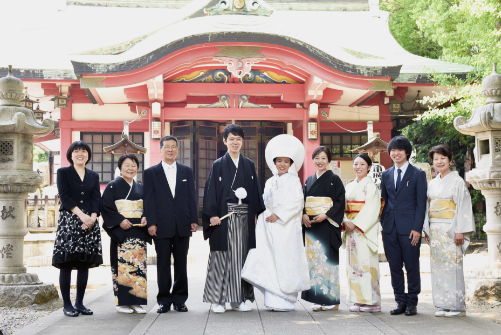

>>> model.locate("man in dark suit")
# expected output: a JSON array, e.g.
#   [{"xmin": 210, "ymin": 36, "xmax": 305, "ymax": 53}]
[
  {"xmin": 143, "ymin": 135, "xmax": 198, "ymax": 313},
  {"xmin": 380, "ymin": 136, "xmax": 427, "ymax": 316}
]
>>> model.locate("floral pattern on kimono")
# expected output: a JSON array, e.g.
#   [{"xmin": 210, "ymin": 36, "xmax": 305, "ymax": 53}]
[
  {"xmin": 117, "ymin": 238, "xmax": 147, "ymax": 300},
  {"xmin": 305, "ymin": 236, "xmax": 340, "ymax": 301}
]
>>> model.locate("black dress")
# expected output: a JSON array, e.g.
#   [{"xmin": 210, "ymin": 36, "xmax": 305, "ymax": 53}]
[
  {"xmin": 52, "ymin": 165, "xmax": 103, "ymax": 269},
  {"xmin": 101, "ymin": 177, "xmax": 151, "ymax": 306},
  {"xmin": 301, "ymin": 170, "xmax": 346, "ymax": 305}
]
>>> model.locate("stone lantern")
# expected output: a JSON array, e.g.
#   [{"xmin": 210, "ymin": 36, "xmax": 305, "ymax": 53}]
[
  {"xmin": 0, "ymin": 66, "xmax": 58, "ymax": 306},
  {"xmin": 454, "ymin": 64, "xmax": 501, "ymax": 302}
]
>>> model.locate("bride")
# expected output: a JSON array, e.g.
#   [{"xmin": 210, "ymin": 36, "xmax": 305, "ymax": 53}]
[{"xmin": 242, "ymin": 134, "xmax": 310, "ymax": 311}]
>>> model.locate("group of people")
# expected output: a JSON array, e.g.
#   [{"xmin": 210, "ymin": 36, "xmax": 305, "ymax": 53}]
[{"xmin": 52, "ymin": 124, "xmax": 475, "ymax": 319}]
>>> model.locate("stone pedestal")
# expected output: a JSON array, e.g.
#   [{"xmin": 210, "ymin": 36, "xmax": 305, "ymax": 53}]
[{"xmin": 0, "ymin": 67, "xmax": 56, "ymax": 306}]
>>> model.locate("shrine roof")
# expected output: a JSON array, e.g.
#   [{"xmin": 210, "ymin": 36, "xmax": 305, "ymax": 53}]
[
  {"xmin": 351, "ymin": 134, "xmax": 388, "ymax": 153},
  {"xmin": 0, "ymin": 0, "xmax": 472, "ymax": 83}
]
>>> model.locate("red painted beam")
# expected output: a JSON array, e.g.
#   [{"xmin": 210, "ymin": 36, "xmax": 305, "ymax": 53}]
[
  {"xmin": 163, "ymin": 83, "xmax": 305, "ymax": 103},
  {"xmin": 89, "ymin": 88, "xmax": 104, "ymax": 105},
  {"xmin": 59, "ymin": 120, "xmax": 149, "ymax": 131},
  {"xmin": 321, "ymin": 88, "xmax": 343, "ymax": 104},
  {"xmin": 163, "ymin": 108, "xmax": 305, "ymax": 121}
]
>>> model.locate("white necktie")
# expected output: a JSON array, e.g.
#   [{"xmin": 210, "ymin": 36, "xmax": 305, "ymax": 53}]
[{"xmin": 168, "ymin": 166, "xmax": 175, "ymax": 197}]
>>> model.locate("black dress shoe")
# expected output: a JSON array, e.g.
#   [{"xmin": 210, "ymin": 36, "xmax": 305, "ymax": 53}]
[
  {"xmin": 63, "ymin": 309, "xmax": 79, "ymax": 317},
  {"xmin": 405, "ymin": 304, "xmax": 417, "ymax": 316},
  {"xmin": 74, "ymin": 307, "xmax": 93, "ymax": 315},
  {"xmin": 390, "ymin": 302, "xmax": 407, "ymax": 315},
  {"xmin": 173, "ymin": 304, "xmax": 188, "ymax": 312},
  {"xmin": 157, "ymin": 304, "xmax": 171, "ymax": 313}
]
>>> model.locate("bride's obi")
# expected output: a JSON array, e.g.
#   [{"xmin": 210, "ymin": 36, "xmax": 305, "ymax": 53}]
[
  {"xmin": 429, "ymin": 199, "xmax": 456, "ymax": 219},
  {"xmin": 115, "ymin": 199, "xmax": 143, "ymax": 219},
  {"xmin": 305, "ymin": 197, "xmax": 338, "ymax": 227}
]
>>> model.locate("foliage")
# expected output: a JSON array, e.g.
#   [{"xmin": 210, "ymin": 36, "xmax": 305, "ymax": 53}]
[
  {"xmin": 381, "ymin": 0, "xmax": 501, "ymax": 211},
  {"xmin": 380, "ymin": 0, "xmax": 443, "ymax": 59},
  {"xmin": 33, "ymin": 145, "xmax": 49, "ymax": 163}
]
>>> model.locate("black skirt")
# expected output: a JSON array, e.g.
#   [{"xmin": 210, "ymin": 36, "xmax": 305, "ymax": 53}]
[{"xmin": 52, "ymin": 209, "xmax": 103, "ymax": 269}]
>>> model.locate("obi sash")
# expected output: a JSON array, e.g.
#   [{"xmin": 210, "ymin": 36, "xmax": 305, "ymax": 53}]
[
  {"xmin": 429, "ymin": 199, "xmax": 456, "ymax": 219},
  {"xmin": 115, "ymin": 199, "xmax": 143, "ymax": 219},
  {"xmin": 345, "ymin": 201, "xmax": 364, "ymax": 219},
  {"xmin": 305, "ymin": 197, "xmax": 338, "ymax": 227}
]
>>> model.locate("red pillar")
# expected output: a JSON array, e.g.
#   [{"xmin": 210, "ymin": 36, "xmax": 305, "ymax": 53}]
[
  {"xmin": 60, "ymin": 100, "xmax": 73, "ymax": 167},
  {"xmin": 148, "ymin": 107, "xmax": 165, "ymax": 166},
  {"xmin": 378, "ymin": 100, "xmax": 392, "ymax": 169},
  {"xmin": 302, "ymin": 109, "xmax": 320, "ymax": 182}
]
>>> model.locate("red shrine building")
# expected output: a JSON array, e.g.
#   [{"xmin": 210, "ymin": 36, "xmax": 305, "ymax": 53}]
[{"xmin": 2, "ymin": 0, "xmax": 471, "ymax": 214}]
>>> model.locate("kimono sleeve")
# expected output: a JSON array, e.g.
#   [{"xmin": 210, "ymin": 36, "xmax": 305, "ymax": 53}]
[
  {"xmin": 100, "ymin": 182, "xmax": 126, "ymax": 228},
  {"xmin": 274, "ymin": 178, "xmax": 304, "ymax": 224},
  {"xmin": 325, "ymin": 175, "xmax": 346, "ymax": 227},
  {"xmin": 452, "ymin": 178, "xmax": 475, "ymax": 235},
  {"xmin": 351, "ymin": 182, "xmax": 380, "ymax": 233}
]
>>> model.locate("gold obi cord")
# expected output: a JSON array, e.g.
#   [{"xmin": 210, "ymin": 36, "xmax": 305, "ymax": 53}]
[
  {"xmin": 429, "ymin": 199, "xmax": 456, "ymax": 219},
  {"xmin": 345, "ymin": 201, "xmax": 365, "ymax": 219},
  {"xmin": 115, "ymin": 199, "xmax": 143, "ymax": 219}
]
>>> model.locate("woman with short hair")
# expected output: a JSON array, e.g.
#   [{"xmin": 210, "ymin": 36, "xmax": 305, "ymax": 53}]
[
  {"xmin": 52, "ymin": 141, "xmax": 102, "ymax": 317},
  {"xmin": 101, "ymin": 154, "xmax": 151, "ymax": 314},
  {"xmin": 423, "ymin": 144, "xmax": 475, "ymax": 317},
  {"xmin": 301, "ymin": 146, "xmax": 346, "ymax": 312},
  {"xmin": 343, "ymin": 153, "xmax": 382, "ymax": 312}
]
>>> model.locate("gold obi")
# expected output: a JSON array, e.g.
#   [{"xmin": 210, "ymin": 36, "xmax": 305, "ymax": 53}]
[
  {"xmin": 115, "ymin": 199, "xmax": 144, "ymax": 219},
  {"xmin": 429, "ymin": 199, "xmax": 456, "ymax": 219},
  {"xmin": 305, "ymin": 197, "xmax": 333, "ymax": 216},
  {"xmin": 345, "ymin": 201, "xmax": 365, "ymax": 219}
]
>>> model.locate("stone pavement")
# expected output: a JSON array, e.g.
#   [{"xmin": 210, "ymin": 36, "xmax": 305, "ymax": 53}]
[{"xmin": 13, "ymin": 232, "xmax": 501, "ymax": 335}]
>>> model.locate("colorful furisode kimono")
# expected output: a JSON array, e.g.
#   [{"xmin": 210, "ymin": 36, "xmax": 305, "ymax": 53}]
[
  {"xmin": 343, "ymin": 176, "xmax": 381, "ymax": 306},
  {"xmin": 301, "ymin": 170, "xmax": 345, "ymax": 306},
  {"xmin": 101, "ymin": 177, "xmax": 151, "ymax": 307},
  {"xmin": 423, "ymin": 171, "xmax": 475, "ymax": 312}
]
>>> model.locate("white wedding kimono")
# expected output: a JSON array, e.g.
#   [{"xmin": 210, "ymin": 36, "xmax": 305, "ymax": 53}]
[
  {"xmin": 423, "ymin": 171, "xmax": 475, "ymax": 311},
  {"xmin": 242, "ymin": 172, "xmax": 310, "ymax": 311}
]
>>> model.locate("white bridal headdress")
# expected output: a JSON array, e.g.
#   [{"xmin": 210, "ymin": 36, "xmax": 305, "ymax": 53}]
[{"xmin": 265, "ymin": 134, "xmax": 305, "ymax": 176}]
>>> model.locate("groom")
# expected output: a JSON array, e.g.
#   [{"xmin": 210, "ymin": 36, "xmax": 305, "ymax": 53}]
[
  {"xmin": 380, "ymin": 136, "xmax": 427, "ymax": 316},
  {"xmin": 143, "ymin": 135, "xmax": 198, "ymax": 313}
]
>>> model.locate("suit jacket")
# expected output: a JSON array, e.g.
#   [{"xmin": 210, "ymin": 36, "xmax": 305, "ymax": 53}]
[
  {"xmin": 143, "ymin": 162, "xmax": 198, "ymax": 239},
  {"xmin": 380, "ymin": 164, "xmax": 427, "ymax": 235},
  {"xmin": 57, "ymin": 165, "xmax": 101, "ymax": 215}
]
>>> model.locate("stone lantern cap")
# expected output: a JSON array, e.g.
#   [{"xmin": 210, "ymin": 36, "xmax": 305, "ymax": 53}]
[
  {"xmin": 482, "ymin": 63, "xmax": 501, "ymax": 104},
  {"xmin": 454, "ymin": 64, "xmax": 501, "ymax": 136},
  {"xmin": 0, "ymin": 66, "xmax": 24, "ymax": 107},
  {"xmin": 0, "ymin": 66, "xmax": 54, "ymax": 137}
]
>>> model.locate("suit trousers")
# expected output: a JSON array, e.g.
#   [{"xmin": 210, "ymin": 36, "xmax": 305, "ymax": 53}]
[
  {"xmin": 154, "ymin": 235, "xmax": 190, "ymax": 305},
  {"xmin": 382, "ymin": 224, "xmax": 421, "ymax": 306}
]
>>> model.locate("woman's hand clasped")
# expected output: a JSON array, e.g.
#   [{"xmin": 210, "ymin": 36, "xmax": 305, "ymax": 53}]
[
  {"xmin": 120, "ymin": 219, "xmax": 133, "ymax": 230},
  {"xmin": 139, "ymin": 217, "xmax": 147, "ymax": 227},
  {"xmin": 265, "ymin": 213, "xmax": 280, "ymax": 223},
  {"xmin": 344, "ymin": 221, "xmax": 356, "ymax": 232},
  {"xmin": 302, "ymin": 214, "xmax": 311, "ymax": 228},
  {"xmin": 80, "ymin": 214, "xmax": 95, "ymax": 230},
  {"xmin": 454, "ymin": 233, "xmax": 464, "ymax": 246},
  {"xmin": 311, "ymin": 214, "xmax": 328, "ymax": 224}
]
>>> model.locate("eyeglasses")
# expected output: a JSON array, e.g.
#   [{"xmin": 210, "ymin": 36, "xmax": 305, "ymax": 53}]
[{"xmin": 162, "ymin": 146, "xmax": 178, "ymax": 150}]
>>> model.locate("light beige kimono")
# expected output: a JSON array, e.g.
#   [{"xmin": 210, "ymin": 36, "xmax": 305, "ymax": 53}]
[
  {"xmin": 423, "ymin": 171, "xmax": 475, "ymax": 311},
  {"xmin": 342, "ymin": 177, "xmax": 381, "ymax": 305}
]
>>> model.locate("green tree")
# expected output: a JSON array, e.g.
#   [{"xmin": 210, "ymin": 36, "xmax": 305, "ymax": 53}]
[
  {"xmin": 33, "ymin": 145, "xmax": 49, "ymax": 163},
  {"xmin": 381, "ymin": 0, "xmax": 501, "ymax": 208}
]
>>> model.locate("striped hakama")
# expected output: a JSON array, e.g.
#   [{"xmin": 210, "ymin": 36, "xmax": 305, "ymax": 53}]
[{"xmin": 203, "ymin": 204, "xmax": 255, "ymax": 304}]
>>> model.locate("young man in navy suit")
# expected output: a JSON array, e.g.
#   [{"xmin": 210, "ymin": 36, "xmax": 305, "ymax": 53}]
[
  {"xmin": 380, "ymin": 136, "xmax": 427, "ymax": 316},
  {"xmin": 143, "ymin": 136, "xmax": 198, "ymax": 313}
]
